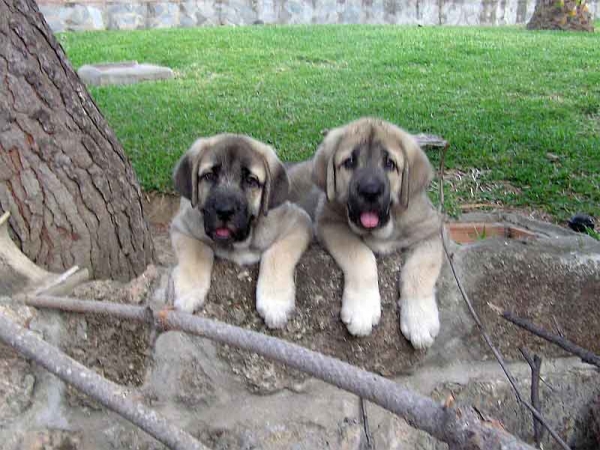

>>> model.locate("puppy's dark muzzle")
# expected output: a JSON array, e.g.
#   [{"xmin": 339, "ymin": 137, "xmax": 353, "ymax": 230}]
[
  {"xmin": 203, "ymin": 189, "xmax": 251, "ymax": 243},
  {"xmin": 214, "ymin": 198, "xmax": 237, "ymax": 221},
  {"xmin": 348, "ymin": 172, "xmax": 391, "ymax": 230},
  {"xmin": 357, "ymin": 178, "xmax": 384, "ymax": 203}
]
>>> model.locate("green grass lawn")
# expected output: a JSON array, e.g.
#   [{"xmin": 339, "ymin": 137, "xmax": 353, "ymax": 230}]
[{"xmin": 58, "ymin": 25, "xmax": 600, "ymax": 222}]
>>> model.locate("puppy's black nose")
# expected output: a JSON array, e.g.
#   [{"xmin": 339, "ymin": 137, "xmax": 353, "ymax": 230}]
[
  {"xmin": 215, "ymin": 201, "xmax": 235, "ymax": 220},
  {"xmin": 358, "ymin": 179, "xmax": 384, "ymax": 201}
]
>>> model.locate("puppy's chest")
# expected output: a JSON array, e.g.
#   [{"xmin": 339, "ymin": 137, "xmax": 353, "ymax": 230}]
[
  {"xmin": 214, "ymin": 246, "xmax": 262, "ymax": 266},
  {"xmin": 362, "ymin": 236, "xmax": 401, "ymax": 255}
]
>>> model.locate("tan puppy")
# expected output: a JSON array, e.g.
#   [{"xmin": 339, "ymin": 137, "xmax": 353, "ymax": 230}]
[
  {"xmin": 289, "ymin": 118, "xmax": 443, "ymax": 349},
  {"xmin": 170, "ymin": 134, "xmax": 312, "ymax": 328}
]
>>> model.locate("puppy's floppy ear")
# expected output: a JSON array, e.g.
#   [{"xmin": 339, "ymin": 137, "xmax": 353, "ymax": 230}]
[
  {"xmin": 173, "ymin": 152, "xmax": 194, "ymax": 202},
  {"xmin": 173, "ymin": 138, "xmax": 211, "ymax": 208},
  {"xmin": 399, "ymin": 135, "xmax": 434, "ymax": 209},
  {"xmin": 312, "ymin": 126, "xmax": 344, "ymax": 202},
  {"xmin": 248, "ymin": 138, "xmax": 290, "ymax": 216},
  {"xmin": 260, "ymin": 157, "xmax": 289, "ymax": 216}
]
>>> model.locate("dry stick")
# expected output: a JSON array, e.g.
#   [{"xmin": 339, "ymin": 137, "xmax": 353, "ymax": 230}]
[
  {"xmin": 33, "ymin": 265, "xmax": 89, "ymax": 296},
  {"xmin": 520, "ymin": 348, "xmax": 544, "ymax": 447},
  {"xmin": 0, "ymin": 312, "xmax": 208, "ymax": 450},
  {"xmin": 552, "ymin": 315, "xmax": 565, "ymax": 338},
  {"xmin": 504, "ymin": 312, "xmax": 600, "ymax": 369},
  {"xmin": 436, "ymin": 145, "xmax": 571, "ymax": 450},
  {"xmin": 359, "ymin": 397, "xmax": 373, "ymax": 449},
  {"xmin": 23, "ymin": 294, "xmax": 537, "ymax": 450}
]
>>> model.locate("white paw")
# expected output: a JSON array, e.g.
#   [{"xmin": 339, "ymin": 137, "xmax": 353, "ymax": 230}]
[
  {"xmin": 400, "ymin": 296, "xmax": 440, "ymax": 349},
  {"xmin": 341, "ymin": 286, "xmax": 381, "ymax": 337},
  {"xmin": 256, "ymin": 278, "xmax": 295, "ymax": 329},
  {"xmin": 174, "ymin": 292, "xmax": 204, "ymax": 314},
  {"xmin": 172, "ymin": 266, "xmax": 207, "ymax": 314}
]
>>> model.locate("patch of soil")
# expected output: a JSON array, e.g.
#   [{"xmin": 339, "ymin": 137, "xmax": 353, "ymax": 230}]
[
  {"xmin": 462, "ymin": 239, "xmax": 600, "ymax": 359},
  {"xmin": 62, "ymin": 270, "xmax": 160, "ymax": 407}
]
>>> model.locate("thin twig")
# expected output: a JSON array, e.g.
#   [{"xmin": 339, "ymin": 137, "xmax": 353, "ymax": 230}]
[
  {"xmin": 437, "ymin": 142, "xmax": 449, "ymax": 214},
  {"xmin": 520, "ymin": 348, "xmax": 544, "ymax": 447},
  {"xmin": 34, "ymin": 265, "xmax": 79, "ymax": 294},
  {"xmin": 0, "ymin": 311, "xmax": 208, "ymax": 450},
  {"xmin": 23, "ymin": 294, "xmax": 537, "ymax": 450},
  {"xmin": 437, "ymin": 146, "xmax": 571, "ymax": 450},
  {"xmin": 552, "ymin": 316, "xmax": 565, "ymax": 338},
  {"xmin": 360, "ymin": 397, "xmax": 373, "ymax": 449},
  {"xmin": 33, "ymin": 265, "xmax": 89, "ymax": 296},
  {"xmin": 503, "ymin": 312, "xmax": 600, "ymax": 369}
]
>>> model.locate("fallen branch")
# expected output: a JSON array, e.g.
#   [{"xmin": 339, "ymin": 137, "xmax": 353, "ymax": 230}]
[
  {"xmin": 22, "ymin": 294, "xmax": 536, "ymax": 450},
  {"xmin": 503, "ymin": 312, "xmax": 600, "ymax": 369},
  {"xmin": 520, "ymin": 348, "xmax": 544, "ymax": 447},
  {"xmin": 0, "ymin": 311, "xmax": 208, "ymax": 450}
]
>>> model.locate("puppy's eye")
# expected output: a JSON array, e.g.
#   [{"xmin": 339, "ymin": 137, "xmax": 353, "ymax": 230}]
[
  {"xmin": 384, "ymin": 156, "xmax": 397, "ymax": 171},
  {"xmin": 342, "ymin": 156, "xmax": 355, "ymax": 170},
  {"xmin": 201, "ymin": 172, "xmax": 216, "ymax": 183},
  {"xmin": 245, "ymin": 174, "xmax": 261, "ymax": 188}
]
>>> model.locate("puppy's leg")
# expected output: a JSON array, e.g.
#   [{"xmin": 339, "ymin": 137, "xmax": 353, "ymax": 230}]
[
  {"xmin": 171, "ymin": 230, "xmax": 214, "ymax": 313},
  {"xmin": 399, "ymin": 234, "xmax": 443, "ymax": 349},
  {"xmin": 256, "ymin": 212, "xmax": 312, "ymax": 329},
  {"xmin": 319, "ymin": 223, "xmax": 381, "ymax": 337}
]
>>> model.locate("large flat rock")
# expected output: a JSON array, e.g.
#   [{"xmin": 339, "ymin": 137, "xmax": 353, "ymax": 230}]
[{"xmin": 77, "ymin": 61, "xmax": 174, "ymax": 86}]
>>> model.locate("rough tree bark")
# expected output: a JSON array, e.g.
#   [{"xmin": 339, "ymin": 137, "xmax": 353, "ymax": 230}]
[
  {"xmin": 527, "ymin": 0, "xmax": 594, "ymax": 31},
  {"xmin": 0, "ymin": 0, "xmax": 155, "ymax": 281}
]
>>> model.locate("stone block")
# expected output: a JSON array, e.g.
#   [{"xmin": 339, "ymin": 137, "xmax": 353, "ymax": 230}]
[
  {"xmin": 147, "ymin": 2, "xmax": 180, "ymax": 28},
  {"xmin": 107, "ymin": 3, "xmax": 148, "ymax": 30},
  {"xmin": 57, "ymin": 4, "xmax": 105, "ymax": 31},
  {"xmin": 77, "ymin": 61, "xmax": 175, "ymax": 86}
]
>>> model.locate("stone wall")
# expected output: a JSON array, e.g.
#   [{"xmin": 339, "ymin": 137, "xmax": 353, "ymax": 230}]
[{"xmin": 37, "ymin": 0, "xmax": 598, "ymax": 31}]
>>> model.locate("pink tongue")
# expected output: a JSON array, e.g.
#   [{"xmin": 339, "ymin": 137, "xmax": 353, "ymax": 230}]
[
  {"xmin": 215, "ymin": 228, "xmax": 232, "ymax": 238},
  {"xmin": 360, "ymin": 212, "xmax": 379, "ymax": 229}
]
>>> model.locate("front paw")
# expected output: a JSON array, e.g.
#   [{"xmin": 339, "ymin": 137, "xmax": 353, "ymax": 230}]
[
  {"xmin": 341, "ymin": 287, "xmax": 381, "ymax": 337},
  {"xmin": 172, "ymin": 266, "xmax": 207, "ymax": 314},
  {"xmin": 400, "ymin": 295, "xmax": 440, "ymax": 349},
  {"xmin": 256, "ymin": 277, "xmax": 295, "ymax": 329}
]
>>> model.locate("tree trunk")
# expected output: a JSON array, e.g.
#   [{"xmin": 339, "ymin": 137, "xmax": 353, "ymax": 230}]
[
  {"xmin": 527, "ymin": 0, "xmax": 594, "ymax": 31},
  {"xmin": 0, "ymin": 0, "xmax": 155, "ymax": 281}
]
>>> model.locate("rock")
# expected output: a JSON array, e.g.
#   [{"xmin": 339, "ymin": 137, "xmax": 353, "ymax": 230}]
[
  {"xmin": 147, "ymin": 3, "xmax": 180, "ymax": 28},
  {"xmin": 145, "ymin": 331, "xmax": 238, "ymax": 407},
  {"xmin": 0, "ymin": 302, "xmax": 37, "ymax": 426},
  {"xmin": 568, "ymin": 213, "xmax": 595, "ymax": 233},
  {"xmin": 4, "ymin": 430, "xmax": 82, "ymax": 450},
  {"xmin": 591, "ymin": 394, "xmax": 600, "ymax": 446},
  {"xmin": 77, "ymin": 62, "xmax": 175, "ymax": 87},
  {"xmin": 106, "ymin": 4, "xmax": 147, "ymax": 30}
]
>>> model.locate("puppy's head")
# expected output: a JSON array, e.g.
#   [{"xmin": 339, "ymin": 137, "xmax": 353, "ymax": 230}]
[
  {"xmin": 313, "ymin": 118, "xmax": 433, "ymax": 232},
  {"xmin": 173, "ymin": 134, "xmax": 289, "ymax": 244}
]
